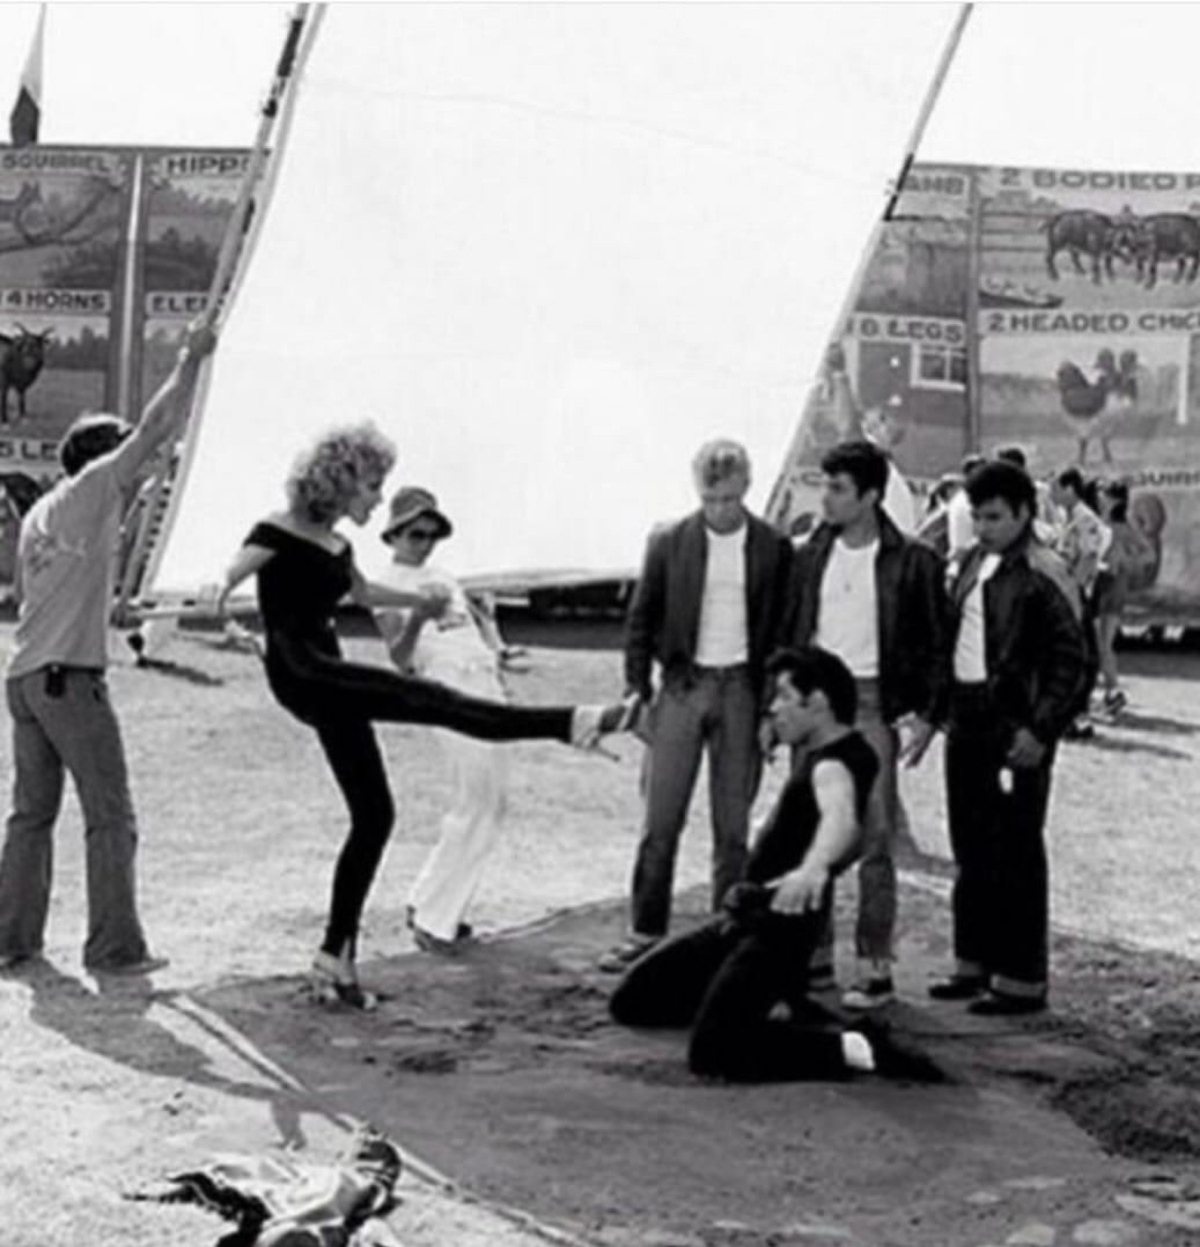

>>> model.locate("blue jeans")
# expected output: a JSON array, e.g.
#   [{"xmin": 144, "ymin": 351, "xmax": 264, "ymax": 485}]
[
  {"xmin": 0, "ymin": 668, "xmax": 150, "ymax": 969},
  {"xmin": 630, "ymin": 667, "xmax": 758, "ymax": 937}
]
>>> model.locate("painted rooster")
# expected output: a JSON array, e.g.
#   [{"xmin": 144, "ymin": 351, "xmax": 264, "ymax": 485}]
[{"xmin": 1055, "ymin": 348, "xmax": 1138, "ymax": 465}]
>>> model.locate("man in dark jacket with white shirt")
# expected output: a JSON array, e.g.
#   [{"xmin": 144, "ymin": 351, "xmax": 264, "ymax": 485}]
[
  {"xmin": 600, "ymin": 439, "xmax": 793, "ymax": 972},
  {"xmin": 781, "ymin": 440, "xmax": 950, "ymax": 1009},
  {"xmin": 929, "ymin": 459, "xmax": 1087, "ymax": 1015}
]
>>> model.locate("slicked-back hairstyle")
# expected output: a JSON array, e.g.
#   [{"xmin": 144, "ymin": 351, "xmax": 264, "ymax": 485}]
[
  {"xmin": 820, "ymin": 439, "xmax": 888, "ymax": 499},
  {"xmin": 59, "ymin": 413, "xmax": 132, "ymax": 477},
  {"xmin": 996, "ymin": 445, "xmax": 1027, "ymax": 469},
  {"xmin": 766, "ymin": 645, "xmax": 858, "ymax": 725},
  {"xmin": 966, "ymin": 459, "xmax": 1036, "ymax": 516},
  {"xmin": 1055, "ymin": 467, "xmax": 1085, "ymax": 497},
  {"xmin": 1101, "ymin": 479, "xmax": 1130, "ymax": 523},
  {"xmin": 692, "ymin": 438, "xmax": 751, "ymax": 490},
  {"xmin": 286, "ymin": 422, "xmax": 396, "ymax": 523}
]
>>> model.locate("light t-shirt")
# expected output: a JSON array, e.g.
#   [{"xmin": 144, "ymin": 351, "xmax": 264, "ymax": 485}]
[
  {"xmin": 374, "ymin": 561, "xmax": 497, "ymax": 680},
  {"xmin": 8, "ymin": 458, "xmax": 124, "ymax": 678},
  {"xmin": 695, "ymin": 524, "xmax": 748, "ymax": 668},
  {"xmin": 814, "ymin": 538, "xmax": 879, "ymax": 678},
  {"xmin": 953, "ymin": 553, "xmax": 1001, "ymax": 683},
  {"xmin": 946, "ymin": 489, "xmax": 975, "ymax": 558}
]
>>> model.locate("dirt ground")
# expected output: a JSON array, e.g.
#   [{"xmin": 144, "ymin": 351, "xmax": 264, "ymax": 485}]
[{"xmin": 5, "ymin": 626, "xmax": 1200, "ymax": 1246}]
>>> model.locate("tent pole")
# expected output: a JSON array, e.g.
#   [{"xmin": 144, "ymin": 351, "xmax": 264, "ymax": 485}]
[
  {"xmin": 882, "ymin": 3, "xmax": 974, "ymax": 225},
  {"xmin": 113, "ymin": 3, "xmax": 324, "ymax": 621},
  {"xmin": 821, "ymin": 2, "xmax": 973, "ymax": 354}
]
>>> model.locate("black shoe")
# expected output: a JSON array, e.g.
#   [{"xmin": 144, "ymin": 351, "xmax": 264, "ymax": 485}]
[
  {"xmin": 928, "ymin": 974, "xmax": 988, "ymax": 1002},
  {"xmin": 968, "ymin": 991, "xmax": 1047, "ymax": 1017},
  {"xmin": 842, "ymin": 977, "xmax": 896, "ymax": 1010},
  {"xmin": 805, "ymin": 965, "xmax": 837, "ymax": 994}
]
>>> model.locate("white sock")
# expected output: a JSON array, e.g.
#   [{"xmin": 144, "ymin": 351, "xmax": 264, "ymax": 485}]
[{"xmin": 841, "ymin": 1030, "xmax": 876, "ymax": 1072}]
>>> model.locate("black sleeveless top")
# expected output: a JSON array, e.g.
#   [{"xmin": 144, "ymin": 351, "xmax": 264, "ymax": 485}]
[
  {"xmin": 746, "ymin": 732, "xmax": 879, "ymax": 886},
  {"xmin": 246, "ymin": 521, "xmax": 354, "ymax": 706}
]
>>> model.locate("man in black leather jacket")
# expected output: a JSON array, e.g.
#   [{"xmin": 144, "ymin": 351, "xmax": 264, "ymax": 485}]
[
  {"xmin": 781, "ymin": 440, "xmax": 950, "ymax": 1010},
  {"xmin": 929, "ymin": 458, "xmax": 1087, "ymax": 1016}
]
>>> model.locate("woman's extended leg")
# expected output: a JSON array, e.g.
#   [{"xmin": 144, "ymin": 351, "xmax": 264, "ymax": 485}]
[{"xmin": 290, "ymin": 648, "xmax": 630, "ymax": 745}]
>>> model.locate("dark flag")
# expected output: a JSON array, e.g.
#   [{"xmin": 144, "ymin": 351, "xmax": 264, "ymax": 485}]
[{"xmin": 9, "ymin": 6, "xmax": 45, "ymax": 147}]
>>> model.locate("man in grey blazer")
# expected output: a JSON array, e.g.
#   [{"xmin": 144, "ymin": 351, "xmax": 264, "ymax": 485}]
[{"xmin": 600, "ymin": 439, "xmax": 793, "ymax": 972}]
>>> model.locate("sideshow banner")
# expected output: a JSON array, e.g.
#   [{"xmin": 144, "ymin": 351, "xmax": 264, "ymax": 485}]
[
  {"xmin": 976, "ymin": 165, "xmax": 1200, "ymax": 617},
  {"xmin": 139, "ymin": 149, "xmax": 249, "ymax": 405},
  {"xmin": 0, "ymin": 147, "xmax": 130, "ymax": 587},
  {"xmin": 0, "ymin": 145, "xmax": 247, "ymax": 598},
  {"xmin": 768, "ymin": 161, "xmax": 1200, "ymax": 621}
]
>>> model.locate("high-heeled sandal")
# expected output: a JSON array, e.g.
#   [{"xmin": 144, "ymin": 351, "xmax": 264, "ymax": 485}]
[{"xmin": 309, "ymin": 952, "xmax": 378, "ymax": 1011}]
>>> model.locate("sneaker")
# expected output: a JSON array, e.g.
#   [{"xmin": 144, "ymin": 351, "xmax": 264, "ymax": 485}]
[
  {"xmin": 1063, "ymin": 718, "xmax": 1096, "ymax": 742},
  {"xmin": 842, "ymin": 976, "xmax": 895, "ymax": 1010},
  {"xmin": 597, "ymin": 934, "xmax": 659, "ymax": 974},
  {"xmin": 89, "ymin": 954, "xmax": 170, "ymax": 977},
  {"xmin": 928, "ymin": 973, "xmax": 988, "ymax": 1002}
]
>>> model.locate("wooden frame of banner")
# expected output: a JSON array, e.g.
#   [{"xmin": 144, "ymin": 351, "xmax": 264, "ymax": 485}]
[{"xmin": 112, "ymin": 2, "xmax": 325, "ymax": 626}]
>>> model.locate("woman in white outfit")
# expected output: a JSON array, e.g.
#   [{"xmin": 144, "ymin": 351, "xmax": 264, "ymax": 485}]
[{"xmin": 375, "ymin": 487, "xmax": 509, "ymax": 953}]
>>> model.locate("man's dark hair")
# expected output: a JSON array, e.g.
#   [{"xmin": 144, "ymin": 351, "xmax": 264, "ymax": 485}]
[
  {"xmin": 1055, "ymin": 467, "xmax": 1085, "ymax": 497},
  {"xmin": 1101, "ymin": 479, "xmax": 1130, "ymax": 523},
  {"xmin": 965, "ymin": 460, "xmax": 1036, "ymax": 516},
  {"xmin": 59, "ymin": 414, "xmax": 132, "ymax": 477},
  {"xmin": 996, "ymin": 445, "xmax": 1027, "ymax": 469},
  {"xmin": 820, "ymin": 440, "xmax": 888, "ymax": 499},
  {"xmin": 961, "ymin": 452, "xmax": 987, "ymax": 475},
  {"xmin": 767, "ymin": 646, "xmax": 858, "ymax": 725}
]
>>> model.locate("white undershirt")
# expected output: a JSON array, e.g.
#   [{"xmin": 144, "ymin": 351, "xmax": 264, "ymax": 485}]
[
  {"xmin": 946, "ymin": 489, "xmax": 975, "ymax": 557},
  {"xmin": 814, "ymin": 538, "xmax": 879, "ymax": 678},
  {"xmin": 954, "ymin": 553, "xmax": 1001, "ymax": 683},
  {"xmin": 694, "ymin": 525, "xmax": 748, "ymax": 667}
]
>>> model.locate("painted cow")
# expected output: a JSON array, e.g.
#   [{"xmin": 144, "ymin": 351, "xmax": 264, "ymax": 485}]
[
  {"xmin": 1043, "ymin": 210, "xmax": 1127, "ymax": 284},
  {"xmin": 1128, "ymin": 213, "xmax": 1200, "ymax": 289},
  {"xmin": 0, "ymin": 326, "xmax": 51, "ymax": 423}
]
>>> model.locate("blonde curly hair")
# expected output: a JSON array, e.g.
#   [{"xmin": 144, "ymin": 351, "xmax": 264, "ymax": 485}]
[{"xmin": 286, "ymin": 422, "xmax": 397, "ymax": 523}]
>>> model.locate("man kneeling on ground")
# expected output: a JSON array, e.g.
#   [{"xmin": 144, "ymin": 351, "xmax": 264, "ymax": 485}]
[{"xmin": 609, "ymin": 646, "xmax": 942, "ymax": 1084}]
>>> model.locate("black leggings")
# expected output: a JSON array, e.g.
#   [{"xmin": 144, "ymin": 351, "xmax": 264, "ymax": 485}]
[
  {"xmin": 274, "ymin": 648, "xmax": 575, "ymax": 742},
  {"xmin": 609, "ymin": 914, "xmax": 850, "ymax": 1082},
  {"xmin": 272, "ymin": 649, "xmax": 578, "ymax": 959}
]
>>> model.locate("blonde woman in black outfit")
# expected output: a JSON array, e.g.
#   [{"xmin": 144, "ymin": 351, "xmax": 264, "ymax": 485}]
[{"xmin": 220, "ymin": 423, "xmax": 635, "ymax": 1008}]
